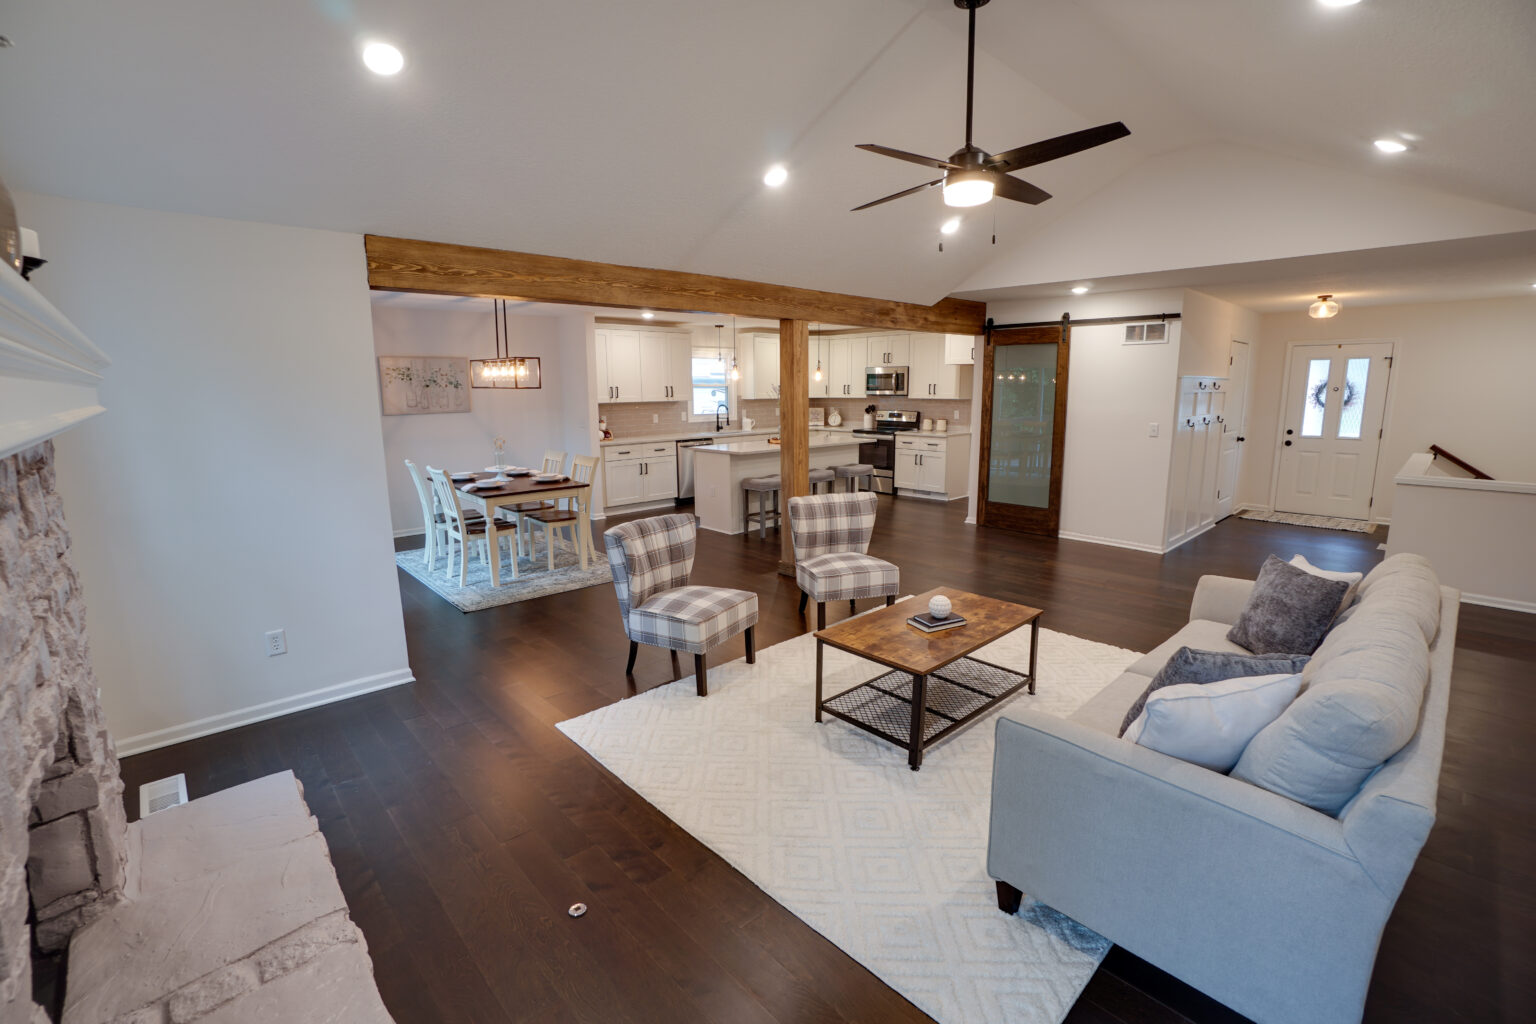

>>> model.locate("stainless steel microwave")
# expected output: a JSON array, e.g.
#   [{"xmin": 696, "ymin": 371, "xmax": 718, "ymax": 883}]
[{"xmin": 865, "ymin": 365, "xmax": 909, "ymax": 396}]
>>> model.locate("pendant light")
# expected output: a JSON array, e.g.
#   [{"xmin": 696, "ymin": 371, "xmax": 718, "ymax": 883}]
[
  {"xmin": 729, "ymin": 315, "xmax": 741, "ymax": 381},
  {"xmin": 1308, "ymin": 294, "xmax": 1341, "ymax": 319},
  {"xmin": 813, "ymin": 325, "xmax": 824, "ymax": 383},
  {"xmin": 473, "ymin": 299, "xmax": 541, "ymax": 388}
]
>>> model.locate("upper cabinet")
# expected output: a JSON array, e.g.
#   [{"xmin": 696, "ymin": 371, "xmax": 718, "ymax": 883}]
[
  {"xmin": 744, "ymin": 333, "xmax": 780, "ymax": 399},
  {"xmin": 826, "ymin": 336, "xmax": 862, "ymax": 399},
  {"xmin": 908, "ymin": 333, "xmax": 973, "ymax": 400},
  {"xmin": 597, "ymin": 328, "xmax": 692, "ymax": 403},
  {"xmin": 866, "ymin": 333, "xmax": 910, "ymax": 367},
  {"xmin": 944, "ymin": 334, "xmax": 977, "ymax": 365}
]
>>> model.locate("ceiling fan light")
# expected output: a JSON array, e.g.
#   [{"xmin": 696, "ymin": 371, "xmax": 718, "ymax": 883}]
[
  {"xmin": 1308, "ymin": 294, "xmax": 1341, "ymax": 319},
  {"xmin": 943, "ymin": 175, "xmax": 993, "ymax": 208}
]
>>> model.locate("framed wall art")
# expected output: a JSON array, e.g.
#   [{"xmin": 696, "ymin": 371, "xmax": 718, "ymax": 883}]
[{"xmin": 378, "ymin": 356, "xmax": 471, "ymax": 415}]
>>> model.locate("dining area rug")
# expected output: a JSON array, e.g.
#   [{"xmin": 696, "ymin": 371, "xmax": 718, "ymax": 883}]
[
  {"xmin": 556, "ymin": 617, "xmax": 1142, "ymax": 1024},
  {"xmin": 395, "ymin": 543, "xmax": 612, "ymax": 612}
]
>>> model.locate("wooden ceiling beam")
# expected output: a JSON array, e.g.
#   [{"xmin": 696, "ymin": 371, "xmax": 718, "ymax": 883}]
[{"xmin": 364, "ymin": 235, "xmax": 986, "ymax": 335}]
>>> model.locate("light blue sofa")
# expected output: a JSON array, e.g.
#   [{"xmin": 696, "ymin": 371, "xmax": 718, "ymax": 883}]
[{"xmin": 986, "ymin": 555, "xmax": 1458, "ymax": 1024}]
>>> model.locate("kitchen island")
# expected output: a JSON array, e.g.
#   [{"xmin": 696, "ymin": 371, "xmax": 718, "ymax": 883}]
[{"xmin": 693, "ymin": 432, "xmax": 863, "ymax": 535}]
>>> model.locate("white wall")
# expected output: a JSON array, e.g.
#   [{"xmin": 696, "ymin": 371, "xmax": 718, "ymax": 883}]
[
  {"xmin": 972, "ymin": 289, "xmax": 1186, "ymax": 550},
  {"xmin": 20, "ymin": 191, "xmax": 411, "ymax": 754},
  {"xmin": 1240, "ymin": 295, "xmax": 1536, "ymax": 520},
  {"xmin": 371, "ymin": 305, "xmax": 585, "ymax": 534}
]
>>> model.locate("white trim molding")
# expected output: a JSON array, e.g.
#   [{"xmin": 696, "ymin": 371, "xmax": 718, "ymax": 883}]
[
  {"xmin": 0, "ymin": 264, "xmax": 110, "ymax": 460},
  {"xmin": 1462, "ymin": 593, "xmax": 1536, "ymax": 615},
  {"xmin": 114, "ymin": 666, "xmax": 415, "ymax": 757},
  {"xmin": 1058, "ymin": 530, "xmax": 1167, "ymax": 555}
]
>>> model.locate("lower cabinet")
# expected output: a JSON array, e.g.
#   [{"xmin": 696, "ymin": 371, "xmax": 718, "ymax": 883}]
[
  {"xmin": 894, "ymin": 435, "xmax": 967, "ymax": 499},
  {"xmin": 604, "ymin": 444, "xmax": 678, "ymax": 508}
]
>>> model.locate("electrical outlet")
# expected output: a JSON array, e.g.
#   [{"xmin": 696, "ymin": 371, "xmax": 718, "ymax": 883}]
[
  {"xmin": 953, "ymin": 409, "xmax": 960, "ymax": 420},
  {"xmin": 1148, "ymin": 422, "xmax": 1160, "ymax": 437},
  {"xmin": 651, "ymin": 413, "xmax": 658, "ymax": 423},
  {"xmin": 265, "ymin": 629, "xmax": 287, "ymax": 656}
]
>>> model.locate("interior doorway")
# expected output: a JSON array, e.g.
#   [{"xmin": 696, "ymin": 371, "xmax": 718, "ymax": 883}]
[
  {"xmin": 977, "ymin": 325, "xmax": 1070, "ymax": 535},
  {"xmin": 1273, "ymin": 341, "xmax": 1394, "ymax": 520},
  {"xmin": 1216, "ymin": 339, "xmax": 1251, "ymax": 520}
]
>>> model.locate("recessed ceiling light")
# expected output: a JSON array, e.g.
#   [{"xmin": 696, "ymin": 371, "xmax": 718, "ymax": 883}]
[
  {"xmin": 1373, "ymin": 138, "xmax": 1409, "ymax": 154},
  {"xmin": 1071, "ymin": 285, "xmax": 1090, "ymax": 295},
  {"xmin": 362, "ymin": 41, "xmax": 405, "ymax": 76},
  {"xmin": 940, "ymin": 217, "xmax": 961, "ymax": 235},
  {"xmin": 1318, "ymin": 0, "xmax": 1362, "ymax": 8},
  {"xmin": 640, "ymin": 311, "xmax": 655, "ymax": 319},
  {"xmin": 763, "ymin": 164, "xmax": 788, "ymax": 187}
]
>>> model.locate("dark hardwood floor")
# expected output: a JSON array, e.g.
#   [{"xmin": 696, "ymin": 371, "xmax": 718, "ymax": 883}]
[{"xmin": 119, "ymin": 498, "xmax": 1535, "ymax": 1024}]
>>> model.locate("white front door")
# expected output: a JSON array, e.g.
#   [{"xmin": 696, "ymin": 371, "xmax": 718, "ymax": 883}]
[
  {"xmin": 1274, "ymin": 342, "xmax": 1393, "ymax": 519},
  {"xmin": 1216, "ymin": 340, "xmax": 1251, "ymax": 520}
]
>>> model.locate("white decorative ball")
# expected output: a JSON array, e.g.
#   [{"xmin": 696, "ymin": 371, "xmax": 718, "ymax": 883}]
[{"xmin": 928, "ymin": 595, "xmax": 952, "ymax": 620}]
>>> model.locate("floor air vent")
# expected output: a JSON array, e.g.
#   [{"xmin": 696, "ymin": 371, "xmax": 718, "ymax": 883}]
[{"xmin": 139, "ymin": 773, "xmax": 189, "ymax": 817}]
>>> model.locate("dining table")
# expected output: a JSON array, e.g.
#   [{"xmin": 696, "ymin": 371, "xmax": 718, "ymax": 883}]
[{"xmin": 454, "ymin": 472, "xmax": 594, "ymax": 586}]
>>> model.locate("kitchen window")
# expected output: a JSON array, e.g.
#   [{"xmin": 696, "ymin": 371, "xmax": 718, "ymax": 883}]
[{"xmin": 691, "ymin": 354, "xmax": 728, "ymax": 416}]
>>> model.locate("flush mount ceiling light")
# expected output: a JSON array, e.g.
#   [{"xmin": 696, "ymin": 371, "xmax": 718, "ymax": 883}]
[
  {"xmin": 362, "ymin": 41, "xmax": 404, "ymax": 76},
  {"xmin": 1318, "ymin": 0, "xmax": 1362, "ymax": 7},
  {"xmin": 851, "ymin": 0, "xmax": 1129, "ymax": 213},
  {"xmin": 640, "ymin": 311, "xmax": 655, "ymax": 319},
  {"xmin": 1308, "ymin": 294, "xmax": 1341, "ymax": 319},
  {"xmin": 763, "ymin": 164, "xmax": 788, "ymax": 187},
  {"xmin": 1070, "ymin": 285, "xmax": 1090, "ymax": 295},
  {"xmin": 940, "ymin": 216, "xmax": 961, "ymax": 235},
  {"xmin": 1373, "ymin": 138, "xmax": 1409, "ymax": 154}
]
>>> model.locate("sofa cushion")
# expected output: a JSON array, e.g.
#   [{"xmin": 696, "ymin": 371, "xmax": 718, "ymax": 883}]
[
  {"xmin": 1125, "ymin": 619, "xmax": 1250, "ymax": 678},
  {"xmin": 1119, "ymin": 647, "xmax": 1311, "ymax": 737},
  {"xmin": 1068, "ymin": 672, "xmax": 1152, "ymax": 736},
  {"xmin": 1289, "ymin": 554, "xmax": 1363, "ymax": 615},
  {"xmin": 1302, "ymin": 553, "xmax": 1441, "ymax": 687},
  {"xmin": 1232, "ymin": 605, "xmax": 1431, "ymax": 814},
  {"xmin": 1125, "ymin": 673, "xmax": 1303, "ymax": 773},
  {"xmin": 1227, "ymin": 555, "xmax": 1350, "ymax": 655}
]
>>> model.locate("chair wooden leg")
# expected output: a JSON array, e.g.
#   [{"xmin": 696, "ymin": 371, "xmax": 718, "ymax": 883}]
[
  {"xmin": 745, "ymin": 627, "xmax": 755, "ymax": 664},
  {"xmin": 799, "ymin": 591, "xmax": 808, "ymax": 615},
  {"xmin": 996, "ymin": 880, "xmax": 1023, "ymax": 915},
  {"xmin": 625, "ymin": 641, "xmax": 638, "ymax": 675},
  {"xmin": 886, "ymin": 595, "xmax": 896, "ymax": 607},
  {"xmin": 695, "ymin": 654, "xmax": 708, "ymax": 697},
  {"xmin": 758, "ymin": 492, "xmax": 767, "ymax": 540},
  {"xmin": 849, "ymin": 599, "xmax": 857, "ymax": 615},
  {"xmin": 817, "ymin": 602, "xmax": 826, "ymax": 630}
]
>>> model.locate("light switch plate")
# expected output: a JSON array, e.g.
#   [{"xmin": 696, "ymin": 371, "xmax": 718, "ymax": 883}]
[{"xmin": 1148, "ymin": 422, "xmax": 1160, "ymax": 437}]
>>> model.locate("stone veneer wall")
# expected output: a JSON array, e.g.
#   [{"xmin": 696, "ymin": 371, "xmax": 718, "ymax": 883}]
[{"xmin": 1, "ymin": 442, "xmax": 128, "ymax": 1024}]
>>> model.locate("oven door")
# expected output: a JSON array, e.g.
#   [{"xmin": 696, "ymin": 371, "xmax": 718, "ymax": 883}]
[
  {"xmin": 855, "ymin": 432, "xmax": 896, "ymax": 494},
  {"xmin": 864, "ymin": 366, "xmax": 908, "ymax": 396}
]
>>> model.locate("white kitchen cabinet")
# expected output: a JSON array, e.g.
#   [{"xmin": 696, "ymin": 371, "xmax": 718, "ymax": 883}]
[
  {"xmin": 670, "ymin": 334, "xmax": 693, "ymax": 403},
  {"xmin": 603, "ymin": 455, "xmax": 644, "ymax": 506},
  {"xmin": 641, "ymin": 456, "xmax": 679, "ymax": 501},
  {"xmin": 604, "ymin": 443, "xmax": 679, "ymax": 507},
  {"xmin": 749, "ymin": 334, "xmax": 780, "ymax": 399},
  {"xmin": 596, "ymin": 329, "xmax": 643, "ymax": 402},
  {"xmin": 1164, "ymin": 377, "xmax": 1228, "ymax": 549},
  {"xmin": 908, "ymin": 334, "xmax": 973, "ymax": 400},
  {"xmin": 894, "ymin": 435, "xmax": 967, "ymax": 499},
  {"xmin": 827, "ymin": 336, "xmax": 862, "ymax": 398},
  {"xmin": 867, "ymin": 333, "xmax": 910, "ymax": 367},
  {"xmin": 944, "ymin": 334, "xmax": 977, "ymax": 365},
  {"xmin": 639, "ymin": 331, "xmax": 692, "ymax": 402}
]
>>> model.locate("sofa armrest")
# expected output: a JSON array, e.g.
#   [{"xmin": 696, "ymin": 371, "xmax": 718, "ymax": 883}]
[{"xmin": 1188, "ymin": 574, "xmax": 1254, "ymax": 625}]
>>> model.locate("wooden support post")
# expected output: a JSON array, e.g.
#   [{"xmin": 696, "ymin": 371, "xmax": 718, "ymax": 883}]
[{"xmin": 778, "ymin": 318, "xmax": 810, "ymax": 575}]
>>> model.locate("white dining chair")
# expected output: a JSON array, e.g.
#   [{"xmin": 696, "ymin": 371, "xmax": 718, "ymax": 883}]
[
  {"xmin": 408, "ymin": 459, "xmax": 482, "ymax": 571},
  {"xmin": 503, "ymin": 449, "xmax": 571, "ymax": 557},
  {"xmin": 526, "ymin": 454, "xmax": 598, "ymax": 570},
  {"xmin": 427, "ymin": 466, "xmax": 517, "ymax": 585}
]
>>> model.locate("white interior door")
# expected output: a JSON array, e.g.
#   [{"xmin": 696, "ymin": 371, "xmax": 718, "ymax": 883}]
[
  {"xmin": 1216, "ymin": 341, "xmax": 1250, "ymax": 520},
  {"xmin": 1275, "ymin": 342, "xmax": 1393, "ymax": 519}
]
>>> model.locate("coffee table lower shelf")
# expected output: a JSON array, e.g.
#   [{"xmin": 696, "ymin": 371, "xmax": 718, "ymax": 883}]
[{"xmin": 819, "ymin": 656, "xmax": 1031, "ymax": 770}]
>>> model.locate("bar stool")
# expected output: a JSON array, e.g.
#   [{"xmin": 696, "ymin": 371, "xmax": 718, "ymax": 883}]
[
  {"xmin": 809, "ymin": 468, "xmax": 836, "ymax": 494},
  {"xmin": 742, "ymin": 476, "xmax": 782, "ymax": 538},
  {"xmin": 833, "ymin": 463, "xmax": 875, "ymax": 493}
]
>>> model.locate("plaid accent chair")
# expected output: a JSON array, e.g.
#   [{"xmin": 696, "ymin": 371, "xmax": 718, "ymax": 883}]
[
  {"xmin": 787, "ymin": 492, "xmax": 899, "ymax": 630},
  {"xmin": 604, "ymin": 514, "xmax": 757, "ymax": 696}
]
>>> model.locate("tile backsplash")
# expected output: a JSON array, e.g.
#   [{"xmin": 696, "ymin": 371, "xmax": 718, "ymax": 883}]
[
  {"xmin": 599, "ymin": 401, "xmax": 693, "ymax": 437},
  {"xmin": 813, "ymin": 396, "xmax": 972, "ymax": 427},
  {"xmin": 598, "ymin": 395, "xmax": 969, "ymax": 438}
]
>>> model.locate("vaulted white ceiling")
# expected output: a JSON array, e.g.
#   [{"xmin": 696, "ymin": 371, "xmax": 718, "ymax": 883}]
[{"xmin": 1, "ymin": 1, "xmax": 1532, "ymax": 307}]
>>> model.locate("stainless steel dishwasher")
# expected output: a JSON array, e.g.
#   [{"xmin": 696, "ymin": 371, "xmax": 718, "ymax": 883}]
[{"xmin": 675, "ymin": 437, "xmax": 715, "ymax": 505}]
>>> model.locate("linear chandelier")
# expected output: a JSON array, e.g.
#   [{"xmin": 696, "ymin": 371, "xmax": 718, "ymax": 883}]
[{"xmin": 473, "ymin": 298, "xmax": 541, "ymax": 389}]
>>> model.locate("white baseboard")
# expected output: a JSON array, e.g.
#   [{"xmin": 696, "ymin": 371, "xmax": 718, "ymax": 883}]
[
  {"xmin": 1235, "ymin": 503, "xmax": 1271, "ymax": 514},
  {"xmin": 115, "ymin": 667, "xmax": 416, "ymax": 757},
  {"xmin": 1461, "ymin": 593, "xmax": 1536, "ymax": 615},
  {"xmin": 1058, "ymin": 530, "xmax": 1167, "ymax": 555},
  {"xmin": 1372, "ymin": 516, "xmax": 1392, "ymax": 526},
  {"xmin": 393, "ymin": 527, "xmax": 425, "ymax": 539}
]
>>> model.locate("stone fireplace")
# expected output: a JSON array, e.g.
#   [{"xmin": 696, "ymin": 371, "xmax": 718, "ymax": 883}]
[{"xmin": 2, "ymin": 442, "xmax": 128, "ymax": 1023}]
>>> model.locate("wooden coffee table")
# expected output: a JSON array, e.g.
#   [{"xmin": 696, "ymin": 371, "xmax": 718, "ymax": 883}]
[{"xmin": 814, "ymin": 587, "xmax": 1043, "ymax": 770}]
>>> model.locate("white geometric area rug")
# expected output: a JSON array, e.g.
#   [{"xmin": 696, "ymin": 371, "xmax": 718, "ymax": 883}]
[{"xmin": 558, "ymin": 622, "xmax": 1141, "ymax": 1024}]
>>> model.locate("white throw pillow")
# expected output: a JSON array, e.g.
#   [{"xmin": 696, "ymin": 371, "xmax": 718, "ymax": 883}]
[
  {"xmin": 1123, "ymin": 673, "xmax": 1303, "ymax": 772},
  {"xmin": 1289, "ymin": 554, "xmax": 1364, "ymax": 614}
]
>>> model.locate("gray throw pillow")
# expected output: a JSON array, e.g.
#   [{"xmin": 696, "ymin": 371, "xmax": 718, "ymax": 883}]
[
  {"xmin": 1227, "ymin": 555, "xmax": 1350, "ymax": 656},
  {"xmin": 1119, "ymin": 646, "xmax": 1310, "ymax": 737}
]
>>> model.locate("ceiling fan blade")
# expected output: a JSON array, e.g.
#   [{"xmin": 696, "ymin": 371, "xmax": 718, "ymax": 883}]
[
  {"xmin": 987, "ymin": 122, "xmax": 1131, "ymax": 173},
  {"xmin": 989, "ymin": 172, "xmax": 1052, "ymax": 205},
  {"xmin": 856, "ymin": 144, "xmax": 960, "ymax": 171},
  {"xmin": 851, "ymin": 178, "xmax": 943, "ymax": 211}
]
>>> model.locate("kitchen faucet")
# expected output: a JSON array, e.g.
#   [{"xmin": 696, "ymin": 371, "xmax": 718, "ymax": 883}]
[{"xmin": 714, "ymin": 402, "xmax": 729, "ymax": 432}]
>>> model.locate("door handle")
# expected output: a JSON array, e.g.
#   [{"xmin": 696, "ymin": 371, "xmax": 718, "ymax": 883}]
[
  {"xmin": 1284, "ymin": 440, "xmax": 1293, "ymax": 447},
  {"xmin": 1236, "ymin": 436, "xmax": 1246, "ymax": 442},
  {"xmin": 1285, "ymin": 428, "xmax": 1294, "ymax": 435}
]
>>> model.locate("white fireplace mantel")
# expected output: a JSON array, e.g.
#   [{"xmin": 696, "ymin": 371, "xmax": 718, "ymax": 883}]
[{"xmin": 0, "ymin": 263, "xmax": 108, "ymax": 461}]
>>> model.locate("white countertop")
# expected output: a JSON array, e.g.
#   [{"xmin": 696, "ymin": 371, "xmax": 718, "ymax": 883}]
[
  {"xmin": 694, "ymin": 433, "xmax": 863, "ymax": 455},
  {"xmin": 600, "ymin": 428, "xmax": 774, "ymax": 447}
]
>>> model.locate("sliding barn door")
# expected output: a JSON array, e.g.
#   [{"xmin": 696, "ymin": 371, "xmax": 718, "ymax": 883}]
[{"xmin": 978, "ymin": 325, "xmax": 1070, "ymax": 535}]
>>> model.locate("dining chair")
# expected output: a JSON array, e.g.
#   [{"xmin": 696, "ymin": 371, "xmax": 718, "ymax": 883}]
[
  {"xmin": 427, "ymin": 466, "xmax": 517, "ymax": 585},
  {"xmin": 503, "ymin": 449, "xmax": 571, "ymax": 555},
  {"xmin": 787, "ymin": 491, "xmax": 898, "ymax": 630},
  {"xmin": 604, "ymin": 513, "xmax": 756, "ymax": 696},
  {"xmin": 526, "ymin": 454, "xmax": 599, "ymax": 570},
  {"xmin": 408, "ymin": 459, "xmax": 482, "ymax": 571}
]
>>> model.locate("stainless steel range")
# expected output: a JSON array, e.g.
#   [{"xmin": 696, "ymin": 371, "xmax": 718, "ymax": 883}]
[{"xmin": 852, "ymin": 409, "xmax": 920, "ymax": 495}]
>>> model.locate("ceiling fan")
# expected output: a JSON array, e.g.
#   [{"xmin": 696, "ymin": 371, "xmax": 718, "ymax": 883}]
[{"xmin": 853, "ymin": 0, "xmax": 1130, "ymax": 212}]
